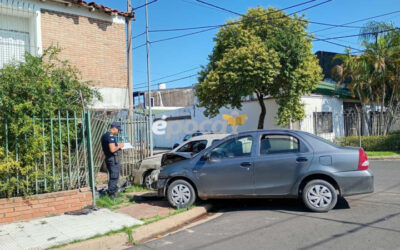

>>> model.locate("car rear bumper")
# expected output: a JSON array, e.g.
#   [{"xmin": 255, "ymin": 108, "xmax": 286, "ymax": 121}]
[{"xmin": 334, "ymin": 170, "xmax": 374, "ymax": 196}]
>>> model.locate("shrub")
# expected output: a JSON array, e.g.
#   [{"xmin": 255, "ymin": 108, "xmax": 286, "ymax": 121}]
[
  {"xmin": 340, "ymin": 134, "xmax": 400, "ymax": 151},
  {"xmin": 0, "ymin": 46, "xmax": 101, "ymax": 198}
]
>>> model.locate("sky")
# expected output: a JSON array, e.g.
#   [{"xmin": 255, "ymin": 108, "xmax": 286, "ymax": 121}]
[{"xmin": 94, "ymin": 0, "xmax": 400, "ymax": 91}]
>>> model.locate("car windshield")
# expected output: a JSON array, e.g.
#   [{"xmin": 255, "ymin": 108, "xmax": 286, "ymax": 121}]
[{"xmin": 177, "ymin": 140, "xmax": 207, "ymax": 154}]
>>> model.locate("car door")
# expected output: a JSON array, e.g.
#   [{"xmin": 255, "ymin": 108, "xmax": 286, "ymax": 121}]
[
  {"xmin": 254, "ymin": 133, "xmax": 313, "ymax": 195},
  {"xmin": 194, "ymin": 135, "xmax": 255, "ymax": 197}
]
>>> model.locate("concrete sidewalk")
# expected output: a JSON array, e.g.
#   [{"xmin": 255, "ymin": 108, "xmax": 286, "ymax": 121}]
[{"xmin": 0, "ymin": 209, "xmax": 143, "ymax": 250}]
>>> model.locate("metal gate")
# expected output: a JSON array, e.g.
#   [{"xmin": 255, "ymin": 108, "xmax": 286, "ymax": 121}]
[{"xmin": 89, "ymin": 110, "xmax": 152, "ymax": 181}]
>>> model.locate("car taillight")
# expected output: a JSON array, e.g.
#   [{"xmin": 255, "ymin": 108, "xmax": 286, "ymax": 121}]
[{"xmin": 358, "ymin": 148, "xmax": 369, "ymax": 170}]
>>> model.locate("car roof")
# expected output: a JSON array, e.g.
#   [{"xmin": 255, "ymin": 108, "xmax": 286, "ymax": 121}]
[{"xmin": 185, "ymin": 133, "xmax": 231, "ymax": 142}]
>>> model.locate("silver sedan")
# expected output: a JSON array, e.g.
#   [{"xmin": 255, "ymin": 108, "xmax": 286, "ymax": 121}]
[{"xmin": 157, "ymin": 130, "xmax": 374, "ymax": 212}]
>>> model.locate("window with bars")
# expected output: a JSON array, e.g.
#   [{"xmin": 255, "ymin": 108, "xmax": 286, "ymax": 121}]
[
  {"xmin": 0, "ymin": 10, "xmax": 32, "ymax": 69},
  {"xmin": 313, "ymin": 112, "xmax": 333, "ymax": 134},
  {"xmin": 0, "ymin": 29, "xmax": 30, "ymax": 68}
]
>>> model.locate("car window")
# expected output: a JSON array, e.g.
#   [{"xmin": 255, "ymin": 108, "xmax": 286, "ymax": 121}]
[
  {"xmin": 211, "ymin": 139, "xmax": 220, "ymax": 145},
  {"xmin": 177, "ymin": 140, "xmax": 207, "ymax": 153},
  {"xmin": 260, "ymin": 135, "xmax": 299, "ymax": 155},
  {"xmin": 210, "ymin": 136, "xmax": 253, "ymax": 160},
  {"xmin": 183, "ymin": 134, "xmax": 192, "ymax": 141}
]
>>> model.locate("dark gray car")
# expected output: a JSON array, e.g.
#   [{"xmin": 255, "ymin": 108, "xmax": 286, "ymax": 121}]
[{"xmin": 157, "ymin": 130, "xmax": 374, "ymax": 212}]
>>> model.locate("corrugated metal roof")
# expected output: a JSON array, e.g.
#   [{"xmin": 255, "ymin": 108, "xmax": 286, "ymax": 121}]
[{"xmin": 312, "ymin": 81, "xmax": 353, "ymax": 99}]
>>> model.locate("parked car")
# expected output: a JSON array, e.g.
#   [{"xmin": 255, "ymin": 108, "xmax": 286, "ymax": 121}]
[
  {"xmin": 157, "ymin": 130, "xmax": 374, "ymax": 212},
  {"xmin": 133, "ymin": 133, "xmax": 230, "ymax": 189},
  {"xmin": 172, "ymin": 131, "xmax": 213, "ymax": 149}
]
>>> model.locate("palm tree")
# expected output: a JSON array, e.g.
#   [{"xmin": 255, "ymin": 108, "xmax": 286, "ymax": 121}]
[{"xmin": 332, "ymin": 50, "xmax": 372, "ymax": 135}]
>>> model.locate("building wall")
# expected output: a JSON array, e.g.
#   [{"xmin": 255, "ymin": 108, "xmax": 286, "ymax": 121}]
[
  {"xmin": 0, "ymin": 188, "xmax": 92, "ymax": 224},
  {"xmin": 152, "ymin": 99, "xmax": 286, "ymax": 148},
  {"xmin": 300, "ymin": 95, "xmax": 345, "ymax": 140},
  {"xmin": 152, "ymin": 95, "xmax": 345, "ymax": 148},
  {"xmin": 40, "ymin": 8, "xmax": 128, "ymax": 108}
]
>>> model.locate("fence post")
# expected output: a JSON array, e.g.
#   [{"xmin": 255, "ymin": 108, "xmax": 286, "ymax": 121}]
[{"xmin": 85, "ymin": 110, "xmax": 96, "ymax": 206}]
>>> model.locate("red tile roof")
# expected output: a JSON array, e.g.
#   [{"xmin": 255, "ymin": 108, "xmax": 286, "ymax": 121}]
[{"xmin": 54, "ymin": 0, "xmax": 134, "ymax": 18}]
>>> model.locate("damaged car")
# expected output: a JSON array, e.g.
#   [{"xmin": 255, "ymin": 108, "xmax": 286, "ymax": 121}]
[{"xmin": 133, "ymin": 133, "xmax": 230, "ymax": 189}]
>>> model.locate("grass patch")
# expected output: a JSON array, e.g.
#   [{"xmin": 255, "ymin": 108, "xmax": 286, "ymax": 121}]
[
  {"xmin": 96, "ymin": 195, "xmax": 126, "ymax": 210},
  {"xmin": 124, "ymin": 185, "xmax": 152, "ymax": 193},
  {"xmin": 96, "ymin": 185, "xmax": 153, "ymax": 210},
  {"xmin": 366, "ymin": 151, "xmax": 400, "ymax": 157}
]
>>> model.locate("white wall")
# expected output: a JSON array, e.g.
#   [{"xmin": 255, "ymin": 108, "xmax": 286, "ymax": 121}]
[
  {"xmin": 90, "ymin": 87, "xmax": 129, "ymax": 110},
  {"xmin": 300, "ymin": 95, "xmax": 344, "ymax": 140},
  {"xmin": 152, "ymin": 95, "xmax": 345, "ymax": 148},
  {"xmin": 152, "ymin": 98, "xmax": 285, "ymax": 148}
]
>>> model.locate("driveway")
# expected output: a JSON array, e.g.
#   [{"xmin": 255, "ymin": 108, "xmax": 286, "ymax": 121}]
[{"xmin": 132, "ymin": 160, "xmax": 400, "ymax": 250}]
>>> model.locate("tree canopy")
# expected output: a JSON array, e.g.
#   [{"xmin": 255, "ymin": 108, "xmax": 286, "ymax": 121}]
[{"xmin": 195, "ymin": 7, "xmax": 323, "ymax": 129}]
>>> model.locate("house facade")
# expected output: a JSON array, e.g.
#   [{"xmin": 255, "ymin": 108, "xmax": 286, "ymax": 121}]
[{"xmin": 0, "ymin": 0, "xmax": 132, "ymax": 109}]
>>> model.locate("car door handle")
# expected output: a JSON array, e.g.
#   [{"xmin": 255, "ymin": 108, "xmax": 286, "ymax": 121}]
[
  {"xmin": 296, "ymin": 157, "xmax": 308, "ymax": 162},
  {"xmin": 240, "ymin": 162, "xmax": 252, "ymax": 167}
]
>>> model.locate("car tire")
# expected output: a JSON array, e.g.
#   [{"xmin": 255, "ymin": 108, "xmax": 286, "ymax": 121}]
[
  {"xmin": 143, "ymin": 171, "xmax": 157, "ymax": 190},
  {"xmin": 302, "ymin": 179, "xmax": 337, "ymax": 212},
  {"xmin": 167, "ymin": 179, "xmax": 196, "ymax": 209}
]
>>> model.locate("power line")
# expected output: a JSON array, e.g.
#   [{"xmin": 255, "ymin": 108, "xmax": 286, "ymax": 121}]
[
  {"xmin": 132, "ymin": 31, "xmax": 146, "ymax": 39},
  {"xmin": 132, "ymin": 0, "xmax": 351, "ymax": 49},
  {"xmin": 135, "ymin": 67, "xmax": 200, "ymax": 87},
  {"xmin": 288, "ymin": 0, "xmax": 332, "ymax": 15},
  {"xmin": 312, "ymin": 10, "xmax": 400, "ymax": 33},
  {"xmin": 135, "ymin": 74, "xmax": 198, "ymax": 90},
  {"xmin": 145, "ymin": 0, "xmax": 360, "ymax": 34},
  {"xmin": 195, "ymin": 0, "xmax": 362, "ymax": 29},
  {"xmin": 314, "ymin": 27, "xmax": 400, "ymax": 42},
  {"xmin": 132, "ymin": 0, "xmax": 159, "ymax": 11}
]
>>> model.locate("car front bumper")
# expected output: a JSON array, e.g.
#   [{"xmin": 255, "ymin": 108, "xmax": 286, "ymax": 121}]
[
  {"xmin": 334, "ymin": 170, "xmax": 374, "ymax": 196},
  {"xmin": 157, "ymin": 178, "xmax": 168, "ymax": 197}
]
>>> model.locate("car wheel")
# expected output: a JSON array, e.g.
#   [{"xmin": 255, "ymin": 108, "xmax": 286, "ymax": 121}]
[
  {"xmin": 302, "ymin": 179, "xmax": 337, "ymax": 212},
  {"xmin": 167, "ymin": 179, "xmax": 196, "ymax": 209},
  {"xmin": 143, "ymin": 171, "xmax": 157, "ymax": 190}
]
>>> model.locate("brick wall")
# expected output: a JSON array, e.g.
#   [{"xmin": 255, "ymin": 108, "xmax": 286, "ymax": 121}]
[
  {"xmin": 41, "ymin": 9, "xmax": 127, "ymax": 89},
  {"xmin": 0, "ymin": 188, "xmax": 92, "ymax": 224}
]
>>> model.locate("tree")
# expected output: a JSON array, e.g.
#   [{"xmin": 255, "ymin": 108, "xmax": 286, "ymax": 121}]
[
  {"xmin": 195, "ymin": 7, "xmax": 323, "ymax": 129},
  {"xmin": 332, "ymin": 23, "xmax": 400, "ymax": 136}
]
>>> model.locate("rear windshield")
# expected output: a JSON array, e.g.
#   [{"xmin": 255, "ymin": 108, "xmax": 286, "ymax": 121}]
[{"xmin": 304, "ymin": 132, "xmax": 340, "ymax": 148}]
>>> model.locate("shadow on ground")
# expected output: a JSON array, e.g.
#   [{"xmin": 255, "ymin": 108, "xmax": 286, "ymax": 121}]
[{"xmin": 205, "ymin": 196, "xmax": 350, "ymax": 213}]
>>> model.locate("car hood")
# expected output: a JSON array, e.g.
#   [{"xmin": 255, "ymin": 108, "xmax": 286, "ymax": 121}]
[
  {"xmin": 161, "ymin": 152, "xmax": 192, "ymax": 166},
  {"xmin": 141, "ymin": 154, "xmax": 163, "ymax": 165}
]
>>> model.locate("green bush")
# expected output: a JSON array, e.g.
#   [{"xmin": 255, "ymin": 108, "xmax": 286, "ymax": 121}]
[
  {"xmin": 340, "ymin": 134, "xmax": 400, "ymax": 151},
  {"xmin": 0, "ymin": 46, "xmax": 101, "ymax": 198}
]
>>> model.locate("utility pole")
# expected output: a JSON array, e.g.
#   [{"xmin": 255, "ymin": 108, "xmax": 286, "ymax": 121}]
[
  {"xmin": 127, "ymin": 0, "xmax": 134, "ymax": 143},
  {"xmin": 145, "ymin": 0, "xmax": 153, "ymax": 156}
]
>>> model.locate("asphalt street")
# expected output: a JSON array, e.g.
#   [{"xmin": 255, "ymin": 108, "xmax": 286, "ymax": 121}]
[{"xmin": 132, "ymin": 160, "xmax": 400, "ymax": 250}]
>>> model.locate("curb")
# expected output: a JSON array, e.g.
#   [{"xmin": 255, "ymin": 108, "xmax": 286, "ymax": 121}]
[
  {"xmin": 369, "ymin": 156, "xmax": 400, "ymax": 160},
  {"xmin": 58, "ymin": 204, "xmax": 212, "ymax": 250}
]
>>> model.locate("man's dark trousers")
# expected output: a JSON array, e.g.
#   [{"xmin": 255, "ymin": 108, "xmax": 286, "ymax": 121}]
[{"xmin": 105, "ymin": 156, "xmax": 121, "ymax": 195}]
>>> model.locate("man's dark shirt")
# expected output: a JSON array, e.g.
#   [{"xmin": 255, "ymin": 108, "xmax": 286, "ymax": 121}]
[{"xmin": 101, "ymin": 131, "xmax": 118, "ymax": 158}]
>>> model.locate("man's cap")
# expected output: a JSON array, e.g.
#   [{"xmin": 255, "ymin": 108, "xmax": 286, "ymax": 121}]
[{"xmin": 111, "ymin": 122, "xmax": 122, "ymax": 131}]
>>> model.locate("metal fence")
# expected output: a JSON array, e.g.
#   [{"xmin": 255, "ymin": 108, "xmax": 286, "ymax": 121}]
[
  {"xmin": 297, "ymin": 110, "xmax": 400, "ymax": 144},
  {"xmin": 0, "ymin": 109, "xmax": 152, "ymax": 198},
  {"xmin": 0, "ymin": 111, "xmax": 90, "ymax": 198}
]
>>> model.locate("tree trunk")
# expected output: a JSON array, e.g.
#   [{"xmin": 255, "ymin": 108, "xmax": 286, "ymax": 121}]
[
  {"xmin": 256, "ymin": 92, "xmax": 266, "ymax": 129},
  {"xmin": 380, "ymin": 83, "xmax": 386, "ymax": 135}
]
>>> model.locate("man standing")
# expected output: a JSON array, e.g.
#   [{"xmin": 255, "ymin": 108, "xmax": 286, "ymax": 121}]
[{"xmin": 101, "ymin": 122, "xmax": 124, "ymax": 198}]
